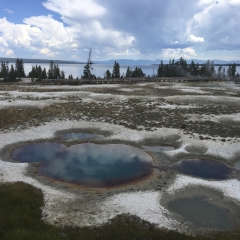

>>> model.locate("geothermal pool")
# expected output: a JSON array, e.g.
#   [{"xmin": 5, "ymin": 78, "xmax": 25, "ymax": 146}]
[
  {"xmin": 168, "ymin": 196, "xmax": 233, "ymax": 230},
  {"xmin": 171, "ymin": 159, "xmax": 233, "ymax": 180},
  {"xmin": 11, "ymin": 143, "xmax": 153, "ymax": 187}
]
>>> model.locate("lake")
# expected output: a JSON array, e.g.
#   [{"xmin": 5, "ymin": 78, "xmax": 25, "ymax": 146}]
[
  {"xmin": 23, "ymin": 63, "xmax": 240, "ymax": 79},
  {"xmin": 24, "ymin": 63, "xmax": 156, "ymax": 79}
]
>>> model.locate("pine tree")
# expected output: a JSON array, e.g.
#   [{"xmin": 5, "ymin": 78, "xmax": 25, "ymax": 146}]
[
  {"xmin": 218, "ymin": 66, "xmax": 222, "ymax": 79},
  {"xmin": 60, "ymin": 70, "xmax": 65, "ymax": 79},
  {"xmin": 47, "ymin": 60, "xmax": 54, "ymax": 79},
  {"xmin": 42, "ymin": 68, "xmax": 47, "ymax": 79},
  {"xmin": 132, "ymin": 67, "xmax": 145, "ymax": 77},
  {"xmin": 82, "ymin": 63, "xmax": 92, "ymax": 78},
  {"xmin": 104, "ymin": 69, "xmax": 111, "ymax": 78},
  {"xmin": 68, "ymin": 74, "xmax": 73, "ymax": 79},
  {"xmin": 37, "ymin": 65, "xmax": 43, "ymax": 82},
  {"xmin": 28, "ymin": 66, "xmax": 37, "ymax": 79},
  {"xmin": 157, "ymin": 60, "xmax": 164, "ymax": 77},
  {"xmin": 125, "ymin": 66, "xmax": 132, "ymax": 78},
  {"xmin": 0, "ymin": 61, "xmax": 8, "ymax": 81},
  {"xmin": 210, "ymin": 61, "xmax": 215, "ymax": 77},
  {"xmin": 53, "ymin": 64, "xmax": 60, "ymax": 79},
  {"xmin": 232, "ymin": 63, "xmax": 236, "ymax": 77},
  {"xmin": 15, "ymin": 59, "xmax": 25, "ymax": 79},
  {"xmin": 112, "ymin": 61, "xmax": 120, "ymax": 78},
  {"xmin": 9, "ymin": 64, "xmax": 16, "ymax": 82}
]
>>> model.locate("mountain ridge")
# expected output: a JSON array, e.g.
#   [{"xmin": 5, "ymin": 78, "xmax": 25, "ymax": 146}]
[{"xmin": 1, "ymin": 57, "xmax": 239, "ymax": 65}]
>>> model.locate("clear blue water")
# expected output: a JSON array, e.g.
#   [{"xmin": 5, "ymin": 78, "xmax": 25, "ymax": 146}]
[
  {"xmin": 168, "ymin": 197, "xmax": 233, "ymax": 230},
  {"xmin": 62, "ymin": 132, "xmax": 103, "ymax": 140},
  {"xmin": 11, "ymin": 143, "xmax": 152, "ymax": 187},
  {"xmin": 171, "ymin": 159, "xmax": 232, "ymax": 180}
]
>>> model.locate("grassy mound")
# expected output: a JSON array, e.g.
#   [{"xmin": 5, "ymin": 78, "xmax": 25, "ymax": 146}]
[{"xmin": 1, "ymin": 182, "xmax": 240, "ymax": 240}]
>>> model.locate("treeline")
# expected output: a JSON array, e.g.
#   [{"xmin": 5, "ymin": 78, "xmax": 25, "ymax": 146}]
[
  {"xmin": 28, "ymin": 60, "xmax": 66, "ymax": 82},
  {"xmin": 156, "ymin": 58, "xmax": 238, "ymax": 78},
  {"xmin": 1, "ymin": 58, "xmax": 239, "ymax": 82},
  {"xmin": 0, "ymin": 59, "xmax": 67, "ymax": 82},
  {"xmin": 104, "ymin": 61, "xmax": 146, "ymax": 78},
  {"xmin": 102, "ymin": 58, "xmax": 238, "ymax": 80},
  {"xmin": 0, "ymin": 59, "xmax": 25, "ymax": 81}
]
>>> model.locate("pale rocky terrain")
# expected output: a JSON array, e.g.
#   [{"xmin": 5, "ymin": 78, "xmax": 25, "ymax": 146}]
[{"xmin": 0, "ymin": 81, "xmax": 240, "ymax": 234}]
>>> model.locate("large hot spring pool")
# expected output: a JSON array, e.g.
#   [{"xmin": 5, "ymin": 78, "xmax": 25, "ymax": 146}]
[{"xmin": 11, "ymin": 143, "xmax": 153, "ymax": 187}]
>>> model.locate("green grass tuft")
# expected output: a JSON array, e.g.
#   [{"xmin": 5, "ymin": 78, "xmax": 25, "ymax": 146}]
[{"xmin": 1, "ymin": 182, "xmax": 240, "ymax": 240}]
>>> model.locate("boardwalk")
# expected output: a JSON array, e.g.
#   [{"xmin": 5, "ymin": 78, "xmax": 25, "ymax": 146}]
[
  {"xmin": 1, "ymin": 76, "xmax": 235, "ymax": 86},
  {"xmin": 235, "ymin": 80, "xmax": 240, "ymax": 86},
  {"xmin": 41, "ymin": 76, "xmax": 211, "ymax": 85}
]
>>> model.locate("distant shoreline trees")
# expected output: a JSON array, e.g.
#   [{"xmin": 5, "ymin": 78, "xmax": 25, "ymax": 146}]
[
  {"xmin": 0, "ymin": 59, "xmax": 25, "ymax": 82},
  {"xmin": 156, "ymin": 58, "xmax": 239, "ymax": 79},
  {"xmin": 28, "ymin": 60, "xmax": 65, "ymax": 82},
  {"xmin": 104, "ymin": 62, "xmax": 146, "ymax": 79},
  {"xmin": 126, "ymin": 66, "xmax": 145, "ymax": 78},
  {"xmin": 0, "ymin": 57, "xmax": 239, "ymax": 82}
]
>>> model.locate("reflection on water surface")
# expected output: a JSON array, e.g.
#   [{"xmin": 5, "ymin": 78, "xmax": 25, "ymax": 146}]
[
  {"xmin": 171, "ymin": 159, "xmax": 232, "ymax": 180},
  {"xmin": 11, "ymin": 143, "xmax": 152, "ymax": 187}
]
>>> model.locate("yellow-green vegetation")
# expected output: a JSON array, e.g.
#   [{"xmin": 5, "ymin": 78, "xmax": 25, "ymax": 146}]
[
  {"xmin": 1, "ymin": 98, "xmax": 240, "ymax": 138},
  {"xmin": 0, "ymin": 182, "xmax": 65, "ymax": 240},
  {"xmin": 1, "ymin": 182, "xmax": 240, "ymax": 240}
]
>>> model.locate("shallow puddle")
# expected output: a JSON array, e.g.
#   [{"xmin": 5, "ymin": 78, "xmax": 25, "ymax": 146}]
[
  {"xmin": 142, "ymin": 145, "xmax": 175, "ymax": 152},
  {"xmin": 168, "ymin": 197, "xmax": 233, "ymax": 230},
  {"xmin": 171, "ymin": 159, "xmax": 232, "ymax": 180},
  {"xmin": 62, "ymin": 132, "xmax": 103, "ymax": 140},
  {"xmin": 11, "ymin": 143, "xmax": 153, "ymax": 187}
]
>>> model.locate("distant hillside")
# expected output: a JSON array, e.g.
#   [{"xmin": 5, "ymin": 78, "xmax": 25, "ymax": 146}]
[
  {"xmin": 95, "ymin": 59, "xmax": 157, "ymax": 65},
  {"xmin": 1, "ymin": 57, "xmax": 239, "ymax": 66},
  {"xmin": 95, "ymin": 59, "xmax": 240, "ymax": 65},
  {"xmin": 0, "ymin": 57, "xmax": 83, "ymax": 64}
]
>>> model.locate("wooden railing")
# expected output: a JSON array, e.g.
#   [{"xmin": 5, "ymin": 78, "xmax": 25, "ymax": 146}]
[
  {"xmin": 40, "ymin": 76, "xmax": 211, "ymax": 85},
  {"xmin": 2, "ymin": 76, "xmax": 235, "ymax": 85}
]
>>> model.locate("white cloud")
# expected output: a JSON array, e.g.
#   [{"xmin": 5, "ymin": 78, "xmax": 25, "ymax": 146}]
[
  {"xmin": 229, "ymin": 0, "xmax": 240, "ymax": 4},
  {"xmin": 23, "ymin": 15, "xmax": 77, "ymax": 49},
  {"xmin": 40, "ymin": 48, "xmax": 55, "ymax": 56},
  {"xmin": 0, "ymin": 36, "xmax": 8, "ymax": 47},
  {"xmin": 162, "ymin": 48, "xmax": 197, "ymax": 59},
  {"xmin": 6, "ymin": 49, "xmax": 14, "ymax": 56},
  {"xmin": 0, "ymin": 17, "xmax": 37, "ymax": 48},
  {"xmin": 43, "ymin": 0, "xmax": 106, "ymax": 19},
  {"xmin": 187, "ymin": 0, "xmax": 240, "ymax": 50},
  {"xmin": 4, "ymin": 8, "xmax": 14, "ymax": 14},
  {"xmin": 187, "ymin": 34, "xmax": 204, "ymax": 43},
  {"xmin": 0, "ymin": 0, "xmax": 239, "ymax": 60},
  {"xmin": 0, "ymin": 47, "xmax": 14, "ymax": 57}
]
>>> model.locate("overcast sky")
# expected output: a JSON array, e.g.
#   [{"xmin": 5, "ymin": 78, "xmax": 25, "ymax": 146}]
[{"xmin": 0, "ymin": 0, "xmax": 239, "ymax": 61}]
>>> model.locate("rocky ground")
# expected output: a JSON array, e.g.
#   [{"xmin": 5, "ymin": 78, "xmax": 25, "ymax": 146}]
[{"xmin": 0, "ymin": 81, "xmax": 240, "ymax": 235}]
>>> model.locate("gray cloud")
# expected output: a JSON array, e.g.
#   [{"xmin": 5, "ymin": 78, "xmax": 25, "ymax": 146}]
[
  {"xmin": 0, "ymin": 0, "xmax": 239, "ymax": 60},
  {"xmin": 189, "ymin": 1, "xmax": 240, "ymax": 51},
  {"xmin": 95, "ymin": 0, "xmax": 201, "ymax": 52}
]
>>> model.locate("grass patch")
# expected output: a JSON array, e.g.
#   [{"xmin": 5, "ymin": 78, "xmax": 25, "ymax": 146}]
[
  {"xmin": 1, "ymin": 182, "xmax": 240, "ymax": 239},
  {"xmin": 0, "ymin": 182, "xmax": 65, "ymax": 240}
]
